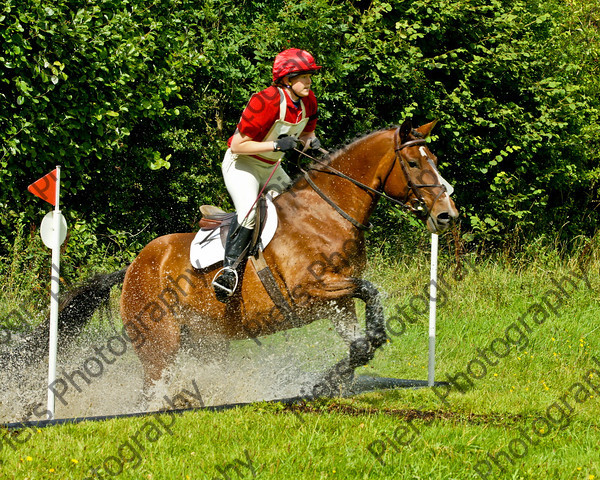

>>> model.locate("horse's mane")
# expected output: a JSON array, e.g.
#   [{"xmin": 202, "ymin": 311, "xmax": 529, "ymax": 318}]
[{"xmin": 283, "ymin": 126, "xmax": 396, "ymax": 192}]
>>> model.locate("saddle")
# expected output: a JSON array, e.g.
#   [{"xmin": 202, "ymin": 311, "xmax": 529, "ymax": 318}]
[
  {"xmin": 191, "ymin": 195, "xmax": 278, "ymax": 270},
  {"xmin": 198, "ymin": 196, "xmax": 268, "ymax": 255},
  {"xmin": 194, "ymin": 195, "xmax": 301, "ymax": 324},
  {"xmin": 198, "ymin": 205, "xmax": 235, "ymax": 230}
]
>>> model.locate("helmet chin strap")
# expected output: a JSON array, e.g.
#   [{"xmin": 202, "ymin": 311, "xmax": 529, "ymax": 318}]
[{"xmin": 281, "ymin": 81, "xmax": 300, "ymax": 102}]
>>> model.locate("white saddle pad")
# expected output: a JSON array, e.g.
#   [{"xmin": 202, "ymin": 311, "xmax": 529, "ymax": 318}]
[{"xmin": 190, "ymin": 197, "xmax": 278, "ymax": 269}]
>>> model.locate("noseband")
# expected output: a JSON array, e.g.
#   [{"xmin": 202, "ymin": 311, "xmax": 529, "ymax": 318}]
[{"xmin": 298, "ymin": 127, "xmax": 448, "ymax": 230}]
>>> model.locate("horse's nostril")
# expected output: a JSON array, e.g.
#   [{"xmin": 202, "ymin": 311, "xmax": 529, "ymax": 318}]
[{"xmin": 437, "ymin": 212, "xmax": 450, "ymax": 222}]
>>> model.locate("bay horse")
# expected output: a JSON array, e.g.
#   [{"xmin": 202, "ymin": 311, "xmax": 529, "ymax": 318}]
[{"xmin": 55, "ymin": 119, "xmax": 458, "ymax": 402}]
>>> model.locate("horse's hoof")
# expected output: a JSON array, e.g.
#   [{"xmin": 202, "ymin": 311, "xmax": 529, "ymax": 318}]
[{"xmin": 349, "ymin": 337, "xmax": 375, "ymax": 368}]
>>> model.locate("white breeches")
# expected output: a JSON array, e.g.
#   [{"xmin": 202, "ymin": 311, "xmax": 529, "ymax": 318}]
[{"xmin": 221, "ymin": 149, "xmax": 292, "ymax": 228}]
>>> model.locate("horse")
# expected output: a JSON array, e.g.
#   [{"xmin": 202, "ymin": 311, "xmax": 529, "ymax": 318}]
[{"xmin": 51, "ymin": 119, "xmax": 458, "ymax": 403}]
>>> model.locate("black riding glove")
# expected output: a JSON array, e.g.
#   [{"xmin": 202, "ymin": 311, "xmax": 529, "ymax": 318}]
[
  {"xmin": 273, "ymin": 135, "xmax": 298, "ymax": 152},
  {"xmin": 308, "ymin": 137, "xmax": 322, "ymax": 151}
]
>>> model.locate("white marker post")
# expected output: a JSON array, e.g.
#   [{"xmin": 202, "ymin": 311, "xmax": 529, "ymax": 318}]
[
  {"xmin": 28, "ymin": 166, "xmax": 67, "ymax": 419},
  {"xmin": 428, "ymin": 232, "xmax": 439, "ymax": 387},
  {"xmin": 47, "ymin": 166, "xmax": 62, "ymax": 419}
]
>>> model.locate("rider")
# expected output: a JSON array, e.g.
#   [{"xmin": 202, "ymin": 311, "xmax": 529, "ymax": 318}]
[{"xmin": 212, "ymin": 48, "xmax": 323, "ymax": 302}]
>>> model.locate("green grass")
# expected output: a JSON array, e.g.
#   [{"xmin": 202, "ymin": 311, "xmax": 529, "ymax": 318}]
[{"xmin": 1, "ymin": 240, "xmax": 600, "ymax": 480}]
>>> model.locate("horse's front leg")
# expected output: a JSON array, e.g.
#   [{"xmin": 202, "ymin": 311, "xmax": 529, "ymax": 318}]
[
  {"xmin": 354, "ymin": 279, "xmax": 388, "ymax": 350},
  {"xmin": 340, "ymin": 279, "xmax": 387, "ymax": 371},
  {"xmin": 311, "ymin": 279, "xmax": 388, "ymax": 397},
  {"xmin": 328, "ymin": 298, "xmax": 363, "ymax": 346}
]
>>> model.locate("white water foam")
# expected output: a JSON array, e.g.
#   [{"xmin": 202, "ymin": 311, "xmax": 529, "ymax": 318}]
[{"xmin": 0, "ymin": 318, "xmax": 347, "ymax": 424}]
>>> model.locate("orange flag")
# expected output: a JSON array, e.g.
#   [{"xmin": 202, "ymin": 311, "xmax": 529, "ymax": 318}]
[{"xmin": 28, "ymin": 169, "xmax": 58, "ymax": 205}]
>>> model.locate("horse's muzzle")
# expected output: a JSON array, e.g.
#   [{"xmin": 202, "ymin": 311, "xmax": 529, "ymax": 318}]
[{"xmin": 428, "ymin": 200, "xmax": 458, "ymax": 233}]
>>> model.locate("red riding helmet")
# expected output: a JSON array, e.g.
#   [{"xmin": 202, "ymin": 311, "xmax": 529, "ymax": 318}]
[{"xmin": 272, "ymin": 48, "xmax": 322, "ymax": 83}]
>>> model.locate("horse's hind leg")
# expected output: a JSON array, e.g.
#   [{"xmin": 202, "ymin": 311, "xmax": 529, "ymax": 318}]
[
  {"xmin": 126, "ymin": 321, "xmax": 181, "ymax": 410},
  {"xmin": 181, "ymin": 323, "xmax": 230, "ymax": 367}
]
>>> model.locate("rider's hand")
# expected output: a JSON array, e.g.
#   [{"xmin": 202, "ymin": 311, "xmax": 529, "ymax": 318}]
[
  {"xmin": 273, "ymin": 135, "xmax": 299, "ymax": 152},
  {"xmin": 309, "ymin": 137, "xmax": 322, "ymax": 151}
]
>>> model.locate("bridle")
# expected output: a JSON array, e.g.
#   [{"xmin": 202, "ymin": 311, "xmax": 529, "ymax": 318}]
[
  {"xmin": 392, "ymin": 128, "xmax": 448, "ymax": 219},
  {"xmin": 296, "ymin": 127, "xmax": 448, "ymax": 231}
]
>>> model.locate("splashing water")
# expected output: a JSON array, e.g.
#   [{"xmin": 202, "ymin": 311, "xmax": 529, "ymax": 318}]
[{"xmin": 0, "ymin": 319, "xmax": 347, "ymax": 423}]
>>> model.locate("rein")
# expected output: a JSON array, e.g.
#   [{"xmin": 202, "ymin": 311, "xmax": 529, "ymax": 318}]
[{"xmin": 294, "ymin": 127, "xmax": 447, "ymax": 230}]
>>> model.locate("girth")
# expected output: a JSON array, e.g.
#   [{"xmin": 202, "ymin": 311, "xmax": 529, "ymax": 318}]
[{"xmin": 250, "ymin": 250, "xmax": 302, "ymax": 325}]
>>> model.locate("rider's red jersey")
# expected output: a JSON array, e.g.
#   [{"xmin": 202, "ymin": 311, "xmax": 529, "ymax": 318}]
[{"xmin": 228, "ymin": 86, "xmax": 318, "ymax": 145}]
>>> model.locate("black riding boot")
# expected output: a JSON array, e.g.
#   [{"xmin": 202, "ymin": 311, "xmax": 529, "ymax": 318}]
[{"xmin": 212, "ymin": 216, "xmax": 253, "ymax": 303}]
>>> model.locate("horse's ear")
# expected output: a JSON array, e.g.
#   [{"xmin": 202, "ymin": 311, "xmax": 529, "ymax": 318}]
[
  {"xmin": 399, "ymin": 119, "xmax": 413, "ymax": 142},
  {"xmin": 415, "ymin": 119, "xmax": 439, "ymax": 138}
]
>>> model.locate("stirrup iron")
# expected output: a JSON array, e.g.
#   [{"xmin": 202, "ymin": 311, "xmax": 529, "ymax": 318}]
[{"xmin": 211, "ymin": 267, "xmax": 239, "ymax": 296}]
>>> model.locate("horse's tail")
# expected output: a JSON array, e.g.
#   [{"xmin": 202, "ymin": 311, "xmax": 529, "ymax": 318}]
[
  {"xmin": 54, "ymin": 267, "xmax": 129, "ymax": 343},
  {"xmin": 2, "ymin": 267, "xmax": 128, "ymax": 368}
]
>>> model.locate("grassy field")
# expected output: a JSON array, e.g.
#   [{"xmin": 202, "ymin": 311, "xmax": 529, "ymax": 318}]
[{"xmin": 1, "ymin": 238, "xmax": 599, "ymax": 480}]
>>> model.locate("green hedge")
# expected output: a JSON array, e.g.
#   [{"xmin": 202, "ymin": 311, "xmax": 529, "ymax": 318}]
[{"xmin": 1, "ymin": 0, "xmax": 599, "ymax": 281}]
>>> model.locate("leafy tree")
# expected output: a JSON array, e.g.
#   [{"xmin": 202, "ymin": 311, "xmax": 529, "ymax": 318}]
[{"xmin": 1, "ymin": 0, "xmax": 599, "ymax": 286}]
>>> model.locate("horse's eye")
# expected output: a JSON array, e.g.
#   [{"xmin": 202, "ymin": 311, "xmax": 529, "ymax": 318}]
[{"xmin": 408, "ymin": 160, "xmax": 418, "ymax": 168}]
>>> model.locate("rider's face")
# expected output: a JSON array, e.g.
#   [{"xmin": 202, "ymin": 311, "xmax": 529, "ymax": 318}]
[{"xmin": 286, "ymin": 74, "xmax": 312, "ymax": 100}]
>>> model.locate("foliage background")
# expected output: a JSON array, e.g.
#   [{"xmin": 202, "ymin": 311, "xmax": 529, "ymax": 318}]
[{"xmin": 1, "ymin": 0, "xmax": 599, "ymax": 289}]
